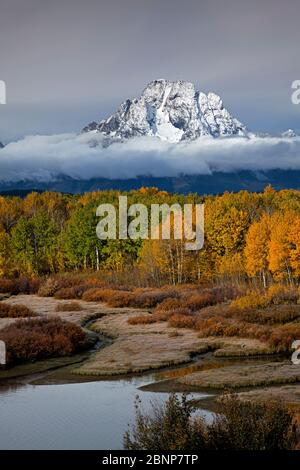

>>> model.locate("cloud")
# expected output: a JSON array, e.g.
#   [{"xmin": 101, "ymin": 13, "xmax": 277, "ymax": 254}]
[{"xmin": 0, "ymin": 132, "xmax": 300, "ymax": 182}]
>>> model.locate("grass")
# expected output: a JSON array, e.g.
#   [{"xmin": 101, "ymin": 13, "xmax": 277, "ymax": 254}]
[{"xmin": 178, "ymin": 362, "xmax": 300, "ymax": 389}]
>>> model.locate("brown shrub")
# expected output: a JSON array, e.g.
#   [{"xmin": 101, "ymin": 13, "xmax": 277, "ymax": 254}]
[
  {"xmin": 38, "ymin": 278, "xmax": 62, "ymax": 297},
  {"xmin": 0, "ymin": 277, "xmax": 42, "ymax": 295},
  {"xmin": 168, "ymin": 313, "xmax": 196, "ymax": 329},
  {"xmin": 152, "ymin": 310, "xmax": 176, "ymax": 321},
  {"xmin": 0, "ymin": 303, "xmax": 37, "ymax": 318},
  {"xmin": 54, "ymin": 286, "xmax": 86, "ymax": 300},
  {"xmin": 106, "ymin": 291, "xmax": 135, "ymax": 307},
  {"xmin": 128, "ymin": 315, "xmax": 157, "ymax": 325},
  {"xmin": 230, "ymin": 305, "xmax": 300, "ymax": 325},
  {"xmin": 154, "ymin": 298, "xmax": 185, "ymax": 313},
  {"xmin": 267, "ymin": 285, "xmax": 299, "ymax": 305},
  {"xmin": 186, "ymin": 293, "xmax": 214, "ymax": 311},
  {"xmin": 55, "ymin": 302, "xmax": 83, "ymax": 312},
  {"xmin": 0, "ymin": 317, "xmax": 88, "ymax": 365},
  {"xmin": 81, "ymin": 288, "xmax": 117, "ymax": 302},
  {"xmin": 125, "ymin": 392, "xmax": 297, "ymax": 450},
  {"xmin": 268, "ymin": 324, "xmax": 300, "ymax": 352},
  {"xmin": 128, "ymin": 288, "xmax": 180, "ymax": 309},
  {"xmin": 0, "ymin": 278, "xmax": 16, "ymax": 293}
]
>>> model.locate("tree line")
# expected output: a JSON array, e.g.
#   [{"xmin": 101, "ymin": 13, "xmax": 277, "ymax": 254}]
[{"xmin": 0, "ymin": 185, "xmax": 299, "ymax": 285}]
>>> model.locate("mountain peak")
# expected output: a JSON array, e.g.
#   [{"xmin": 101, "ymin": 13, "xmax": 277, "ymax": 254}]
[{"xmin": 82, "ymin": 79, "xmax": 247, "ymax": 143}]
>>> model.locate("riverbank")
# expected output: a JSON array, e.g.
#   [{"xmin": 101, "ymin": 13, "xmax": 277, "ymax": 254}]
[{"xmin": 1, "ymin": 294, "xmax": 299, "ymax": 413}]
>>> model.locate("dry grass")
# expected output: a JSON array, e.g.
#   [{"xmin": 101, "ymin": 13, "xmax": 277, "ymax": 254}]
[{"xmin": 178, "ymin": 362, "xmax": 300, "ymax": 389}]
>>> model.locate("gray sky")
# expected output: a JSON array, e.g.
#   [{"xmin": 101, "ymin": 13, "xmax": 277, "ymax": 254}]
[{"xmin": 0, "ymin": 0, "xmax": 300, "ymax": 141}]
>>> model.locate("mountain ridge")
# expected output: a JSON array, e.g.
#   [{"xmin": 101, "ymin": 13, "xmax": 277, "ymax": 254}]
[{"xmin": 82, "ymin": 79, "xmax": 247, "ymax": 143}]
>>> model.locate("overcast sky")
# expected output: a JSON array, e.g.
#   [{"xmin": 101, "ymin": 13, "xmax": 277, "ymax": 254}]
[{"xmin": 0, "ymin": 0, "xmax": 300, "ymax": 141}]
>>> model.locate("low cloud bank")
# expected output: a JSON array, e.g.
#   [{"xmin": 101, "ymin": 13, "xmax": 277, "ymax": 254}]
[{"xmin": 0, "ymin": 132, "xmax": 300, "ymax": 182}]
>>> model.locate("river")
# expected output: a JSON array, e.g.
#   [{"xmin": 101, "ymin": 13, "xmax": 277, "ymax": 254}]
[{"xmin": 0, "ymin": 369, "xmax": 212, "ymax": 450}]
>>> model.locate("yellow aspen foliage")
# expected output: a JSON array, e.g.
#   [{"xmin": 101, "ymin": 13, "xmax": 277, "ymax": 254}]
[
  {"xmin": 268, "ymin": 212, "xmax": 294, "ymax": 281},
  {"xmin": 244, "ymin": 214, "xmax": 271, "ymax": 285},
  {"xmin": 287, "ymin": 216, "xmax": 300, "ymax": 278}
]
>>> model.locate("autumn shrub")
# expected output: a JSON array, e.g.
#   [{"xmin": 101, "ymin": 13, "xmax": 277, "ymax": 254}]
[
  {"xmin": 54, "ymin": 286, "xmax": 88, "ymax": 300},
  {"xmin": 106, "ymin": 291, "xmax": 135, "ymax": 307},
  {"xmin": 154, "ymin": 298, "xmax": 185, "ymax": 313},
  {"xmin": 207, "ymin": 394, "xmax": 297, "ymax": 450},
  {"xmin": 230, "ymin": 292, "xmax": 270, "ymax": 311},
  {"xmin": 0, "ymin": 277, "xmax": 42, "ymax": 295},
  {"xmin": 230, "ymin": 285, "xmax": 300, "ymax": 312},
  {"xmin": 153, "ymin": 310, "xmax": 178, "ymax": 321},
  {"xmin": 37, "ymin": 275, "xmax": 91, "ymax": 298},
  {"xmin": 196, "ymin": 316, "xmax": 246, "ymax": 337},
  {"xmin": 127, "ymin": 315, "xmax": 157, "ymax": 325},
  {"xmin": 81, "ymin": 288, "xmax": 116, "ymax": 302},
  {"xmin": 124, "ymin": 394, "xmax": 207, "ymax": 450},
  {"xmin": 0, "ymin": 279, "xmax": 16, "ymax": 294},
  {"xmin": 266, "ymin": 285, "xmax": 299, "ymax": 305},
  {"xmin": 231, "ymin": 305, "xmax": 300, "ymax": 325},
  {"xmin": 186, "ymin": 293, "xmax": 214, "ymax": 311},
  {"xmin": 168, "ymin": 313, "xmax": 196, "ymax": 329},
  {"xmin": 38, "ymin": 278, "xmax": 62, "ymax": 297},
  {"xmin": 0, "ymin": 303, "xmax": 37, "ymax": 318},
  {"xmin": 128, "ymin": 288, "xmax": 180, "ymax": 309},
  {"xmin": 124, "ymin": 393, "xmax": 297, "ymax": 450},
  {"xmin": 55, "ymin": 302, "xmax": 83, "ymax": 312},
  {"xmin": 0, "ymin": 317, "xmax": 88, "ymax": 365},
  {"xmin": 268, "ymin": 324, "xmax": 300, "ymax": 352}
]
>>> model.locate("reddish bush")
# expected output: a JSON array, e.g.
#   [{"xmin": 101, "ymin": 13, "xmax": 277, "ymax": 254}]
[
  {"xmin": 230, "ymin": 305, "xmax": 300, "ymax": 325},
  {"xmin": 127, "ymin": 288, "xmax": 180, "ymax": 309},
  {"xmin": 128, "ymin": 315, "xmax": 157, "ymax": 325},
  {"xmin": 55, "ymin": 302, "xmax": 83, "ymax": 312},
  {"xmin": 38, "ymin": 278, "xmax": 62, "ymax": 297},
  {"xmin": 0, "ymin": 279, "xmax": 18, "ymax": 294},
  {"xmin": 153, "ymin": 310, "xmax": 176, "ymax": 321},
  {"xmin": 154, "ymin": 298, "xmax": 185, "ymax": 313},
  {"xmin": 268, "ymin": 324, "xmax": 300, "ymax": 352},
  {"xmin": 106, "ymin": 291, "xmax": 135, "ymax": 307},
  {"xmin": 0, "ymin": 277, "xmax": 42, "ymax": 295},
  {"xmin": 186, "ymin": 293, "xmax": 214, "ymax": 311},
  {"xmin": 168, "ymin": 313, "xmax": 196, "ymax": 329},
  {"xmin": 54, "ymin": 286, "xmax": 85, "ymax": 300},
  {"xmin": 0, "ymin": 303, "xmax": 37, "ymax": 318},
  {"xmin": 82, "ymin": 288, "xmax": 120, "ymax": 302},
  {"xmin": 0, "ymin": 317, "xmax": 88, "ymax": 365}
]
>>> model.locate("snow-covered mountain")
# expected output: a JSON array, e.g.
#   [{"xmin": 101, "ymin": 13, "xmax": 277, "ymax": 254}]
[
  {"xmin": 282, "ymin": 129, "xmax": 297, "ymax": 138},
  {"xmin": 82, "ymin": 79, "xmax": 247, "ymax": 143}
]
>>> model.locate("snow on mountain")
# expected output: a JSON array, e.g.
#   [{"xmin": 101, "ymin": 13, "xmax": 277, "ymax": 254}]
[
  {"xmin": 282, "ymin": 129, "xmax": 297, "ymax": 138},
  {"xmin": 82, "ymin": 79, "xmax": 247, "ymax": 143}
]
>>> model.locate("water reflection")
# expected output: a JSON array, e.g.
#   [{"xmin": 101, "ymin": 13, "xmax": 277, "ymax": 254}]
[{"xmin": 0, "ymin": 373, "xmax": 211, "ymax": 450}]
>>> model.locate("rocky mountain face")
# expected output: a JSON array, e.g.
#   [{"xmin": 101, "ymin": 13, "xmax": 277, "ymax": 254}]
[
  {"xmin": 82, "ymin": 79, "xmax": 247, "ymax": 143},
  {"xmin": 0, "ymin": 142, "xmax": 4, "ymax": 148}
]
